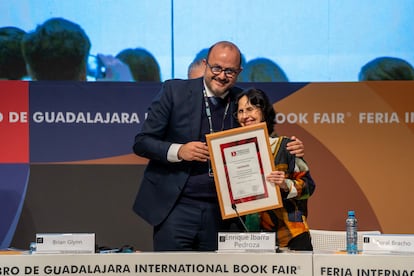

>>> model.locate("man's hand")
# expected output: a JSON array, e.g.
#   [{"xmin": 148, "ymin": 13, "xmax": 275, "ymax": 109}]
[
  {"xmin": 178, "ymin": 141, "xmax": 210, "ymax": 162},
  {"xmin": 96, "ymin": 54, "xmax": 134, "ymax": 81},
  {"xmin": 287, "ymin": 136, "xmax": 304, "ymax": 157}
]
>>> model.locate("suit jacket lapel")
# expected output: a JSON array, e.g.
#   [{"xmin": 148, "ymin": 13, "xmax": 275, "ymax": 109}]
[{"xmin": 188, "ymin": 78, "xmax": 204, "ymax": 141}]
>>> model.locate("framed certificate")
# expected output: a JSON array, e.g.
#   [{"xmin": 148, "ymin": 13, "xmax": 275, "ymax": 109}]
[{"xmin": 206, "ymin": 122, "xmax": 283, "ymax": 219}]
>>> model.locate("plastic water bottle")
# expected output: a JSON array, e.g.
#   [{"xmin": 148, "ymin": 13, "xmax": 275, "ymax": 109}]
[
  {"xmin": 29, "ymin": 242, "xmax": 36, "ymax": 254},
  {"xmin": 346, "ymin": 210, "xmax": 358, "ymax": 254}
]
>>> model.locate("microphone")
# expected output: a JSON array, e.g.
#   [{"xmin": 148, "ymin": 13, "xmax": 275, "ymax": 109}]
[{"xmin": 231, "ymin": 203, "xmax": 249, "ymax": 232}]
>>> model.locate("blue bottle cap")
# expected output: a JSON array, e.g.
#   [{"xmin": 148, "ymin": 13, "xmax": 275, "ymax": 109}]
[{"xmin": 348, "ymin": 210, "xmax": 355, "ymax": 216}]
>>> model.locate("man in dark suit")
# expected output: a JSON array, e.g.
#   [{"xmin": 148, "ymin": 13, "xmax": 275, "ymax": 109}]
[{"xmin": 133, "ymin": 41, "xmax": 304, "ymax": 251}]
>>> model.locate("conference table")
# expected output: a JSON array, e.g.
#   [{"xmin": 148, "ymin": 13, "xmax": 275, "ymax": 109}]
[{"xmin": 1, "ymin": 251, "xmax": 413, "ymax": 276}]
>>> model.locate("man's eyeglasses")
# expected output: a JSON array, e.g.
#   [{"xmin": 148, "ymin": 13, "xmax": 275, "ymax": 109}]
[{"xmin": 206, "ymin": 62, "xmax": 240, "ymax": 77}]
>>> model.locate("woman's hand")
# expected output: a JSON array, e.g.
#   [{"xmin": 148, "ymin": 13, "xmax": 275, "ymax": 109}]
[{"xmin": 266, "ymin": 171, "xmax": 289, "ymax": 192}]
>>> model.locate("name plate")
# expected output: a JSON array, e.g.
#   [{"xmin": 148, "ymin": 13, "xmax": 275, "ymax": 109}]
[
  {"xmin": 34, "ymin": 233, "xmax": 95, "ymax": 254},
  {"xmin": 217, "ymin": 232, "xmax": 276, "ymax": 252},
  {"xmin": 363, "ymin": 234, "xmax": 414, "ymax": 254}
]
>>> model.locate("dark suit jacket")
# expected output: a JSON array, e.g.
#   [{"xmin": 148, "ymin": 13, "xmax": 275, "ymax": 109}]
[{"xmin": 132, "ymin": 77, "xmax": 242, "ymax": 226}]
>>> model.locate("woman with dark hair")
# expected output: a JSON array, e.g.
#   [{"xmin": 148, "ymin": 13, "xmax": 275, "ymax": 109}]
[
  {"xmin": 116, "ymin": 48, "xmax": 161, "ymax": 82},
  {"xmin": 0, "ymin": 26, "xmax": 27, "ymax": 80},
  {"xmin": 359, "ymin": 56, "xmax": 414, "ymax": 80},
  {"xmin": 234, "ymin": 87, "xmax": 316, "ymax": 251},
  {"xmin": 22, "ymin": 17, "xmax": 91, "ymax": 80}
]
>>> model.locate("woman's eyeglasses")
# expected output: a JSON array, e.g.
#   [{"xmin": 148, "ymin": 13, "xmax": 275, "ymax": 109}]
[{"xmin": 233, "ymin": 105, "xmax": 260, "ymax": 118}]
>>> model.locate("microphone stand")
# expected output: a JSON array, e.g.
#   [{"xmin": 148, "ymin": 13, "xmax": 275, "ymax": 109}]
[{"xmin": 231, "ymin": 203, "xmax": 249, "ymax": 232}]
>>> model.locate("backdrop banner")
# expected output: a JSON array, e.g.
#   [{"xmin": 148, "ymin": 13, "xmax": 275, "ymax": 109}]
[{"xmin": 0, "ymin": 81, "xmax": 413, "ymax": 251}]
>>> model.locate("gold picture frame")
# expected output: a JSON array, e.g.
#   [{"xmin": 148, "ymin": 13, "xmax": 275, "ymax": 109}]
[{"xmin": 206, "ymin": 122, "xmax": 283, "ymax": 219}]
